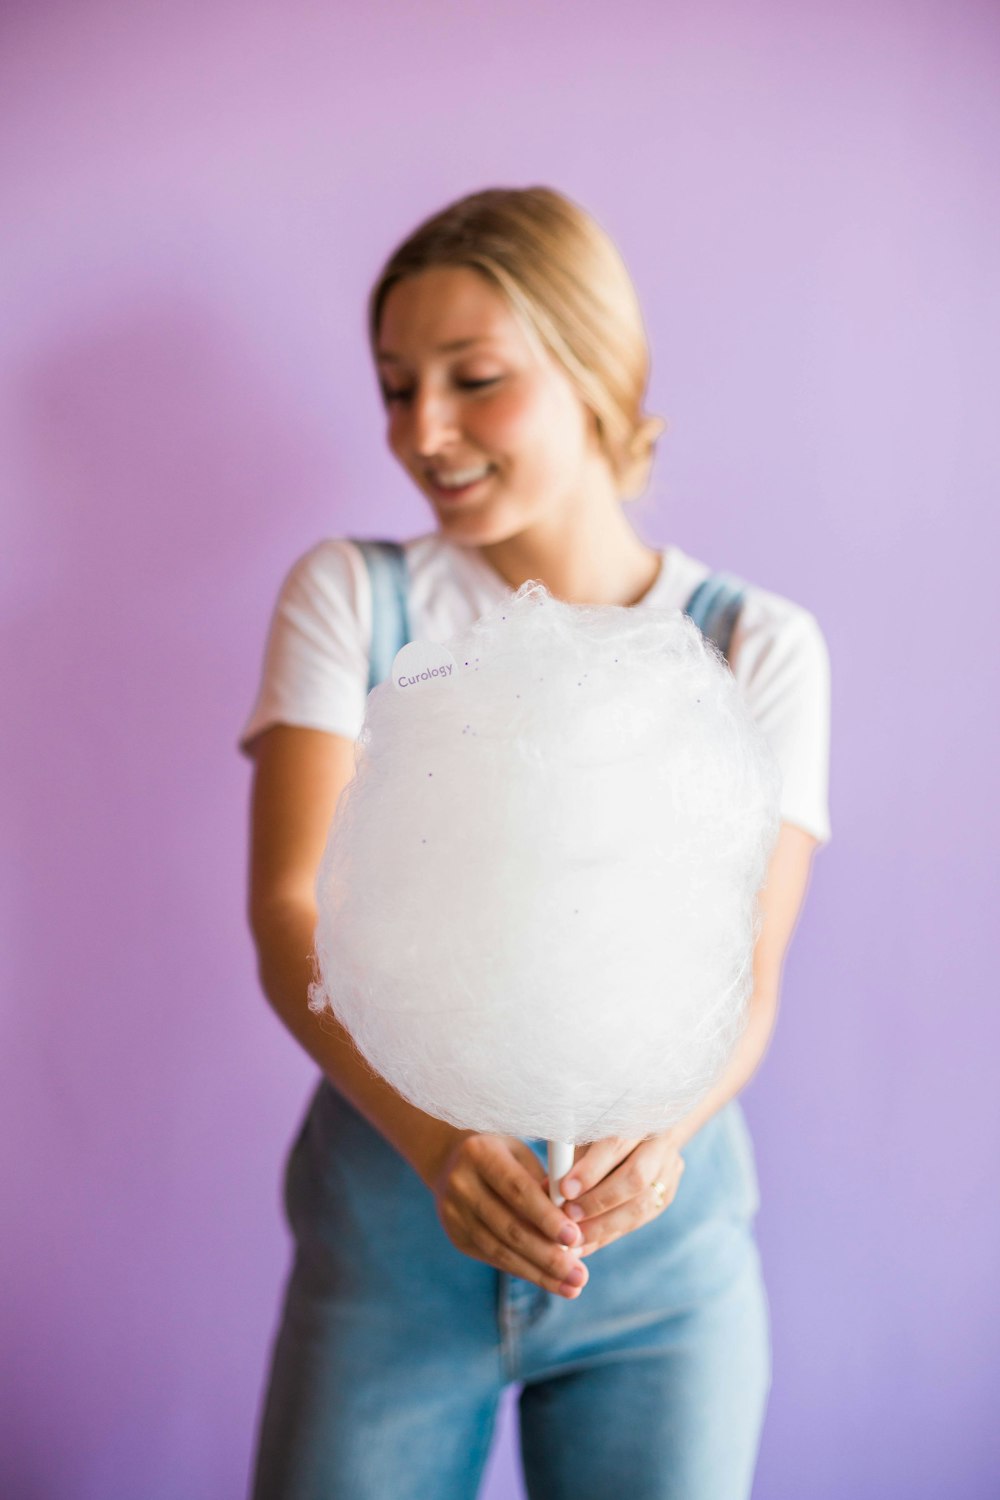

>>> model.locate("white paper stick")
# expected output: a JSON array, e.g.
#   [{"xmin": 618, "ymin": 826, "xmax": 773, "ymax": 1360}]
[{"xmin": 547, "ymin": 1140, "xmax": 576, "ymax": 1206}]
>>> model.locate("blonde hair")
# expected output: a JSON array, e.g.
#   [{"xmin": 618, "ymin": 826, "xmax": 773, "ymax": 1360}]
[{"xmin": 367, "ymin": 186, "xmax": 666, "ymax": 502}]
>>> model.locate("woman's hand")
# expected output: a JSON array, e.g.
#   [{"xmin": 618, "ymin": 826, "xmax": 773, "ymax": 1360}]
[
  {"xmin": 430, "ymin": 1133, "xmax": 591, "ymax": 1299},
  {"xmin": 543, "ymin": 1130, "xmax": 686, "ymax": 1257}
]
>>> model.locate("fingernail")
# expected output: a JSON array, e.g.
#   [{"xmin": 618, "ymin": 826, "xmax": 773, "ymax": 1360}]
[
  {"xmin": 558, "ymin": 1224, "xmax": 580, "ymax": 1246},
  {"xmin": 563, "ymin": 1178, "xmax": 581, "ymax": 1198},
  {"xmin": 566, "ymin": 1203, "xmax": 585, "ymax": 1221}
]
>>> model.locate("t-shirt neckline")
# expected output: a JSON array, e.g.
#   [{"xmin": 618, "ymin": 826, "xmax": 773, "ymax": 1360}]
[{"xmin": 430, "ymin": 532, "xmax": 675, "ymax": 609}]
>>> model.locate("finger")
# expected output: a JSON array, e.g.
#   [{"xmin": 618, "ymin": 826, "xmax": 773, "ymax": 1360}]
[
  {"xmin": 566, "ymin": 1195, "xmax": 647, "ymax": 1255},
  {"xmin": 559, "ymin": 1138, "xmax": 641, "ymax": 1213},
  {"xmin": 462, "ymin": 1188, "xmax": 590, "ymax": 1298},
  {"xmin": 472, "ymin": 1137, "xmax": 584, "ymax": 1250},
  {"xmin": 563, "ymin": 1140, "xmax": 657, "ymax": 1220},
  {"xmin": 476, "ymin": 1170, "xmax": 587, "ymax": 1278},
  {"xmin": 505, "ymin": 1138, "xmax": 548, "ymax": 1184},
  {"xmin": 572, "ymin": 1158, "xmax": 686, "ymax": 1255}
]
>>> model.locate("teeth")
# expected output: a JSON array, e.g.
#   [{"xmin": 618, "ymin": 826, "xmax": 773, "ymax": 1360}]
[{"xmin": 434, "ymin": 467, "xmax": 491, "ymax": 487}]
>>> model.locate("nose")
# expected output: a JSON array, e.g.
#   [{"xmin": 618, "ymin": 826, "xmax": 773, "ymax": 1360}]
[{"xmin": 405, "ymin": 385, "xmax": 462, "ymax": 459}]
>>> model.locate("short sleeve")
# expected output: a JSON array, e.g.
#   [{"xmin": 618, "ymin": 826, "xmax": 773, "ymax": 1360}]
[
  {"xmin": 729, "ymin": 599, "xmax": 833, "ymax": 847},
  {"xmin": 236, "ymin": 539, "xmax": 371, "ymax": 757}
]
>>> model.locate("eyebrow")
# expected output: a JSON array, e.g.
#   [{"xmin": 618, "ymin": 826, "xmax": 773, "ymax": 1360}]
[{"xmin": 375, "ymin": 336, "xmax": 500, "ymax": 365}]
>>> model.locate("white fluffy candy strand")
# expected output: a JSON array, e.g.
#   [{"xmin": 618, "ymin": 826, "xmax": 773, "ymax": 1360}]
[{"xmin": 309, "ymin": 580, "xmax": 782, "ymax": 1145}]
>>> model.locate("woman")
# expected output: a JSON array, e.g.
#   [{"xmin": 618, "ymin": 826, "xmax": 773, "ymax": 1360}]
[{"xmin": 239, "ymin": 186, "xmax": 832, "ymax": 1500}]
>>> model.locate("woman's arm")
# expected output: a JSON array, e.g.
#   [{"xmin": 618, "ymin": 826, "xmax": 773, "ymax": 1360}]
[
  {"xmin": 248, "ymin": 724, "xmax": 471, "ymax": 1191},
  {"xmin": 667, "ymin": 820, "xmax": 821, "ymax": 1150}
]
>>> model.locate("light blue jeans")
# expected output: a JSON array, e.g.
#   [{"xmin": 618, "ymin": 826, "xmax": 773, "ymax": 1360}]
[{"xmin": 249, "ymin": 1079, "xmax": 771, "ymax": 1500}]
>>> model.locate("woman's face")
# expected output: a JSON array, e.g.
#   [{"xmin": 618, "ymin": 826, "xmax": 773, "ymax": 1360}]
[{"xmin": 375, "ymin": 265, "xmax": 610, "ymax": 542}]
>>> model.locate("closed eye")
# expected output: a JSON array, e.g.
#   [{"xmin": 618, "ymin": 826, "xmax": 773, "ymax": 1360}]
[{"xmin": 382, "ymin": 378, "xmax": 499, "ymax": 405}]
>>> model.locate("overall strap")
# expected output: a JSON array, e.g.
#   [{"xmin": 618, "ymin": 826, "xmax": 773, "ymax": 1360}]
[
  {"xmin": 683, "ymin": 571, "xmax": 747, "ymax": 664},
  {"xmin": 352, "ymin": 539, "xmax": 413, "ymax": 693}
]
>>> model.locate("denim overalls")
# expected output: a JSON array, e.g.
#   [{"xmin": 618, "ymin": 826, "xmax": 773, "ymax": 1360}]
[{"xmin": 249, "ymin": 543, "xmax": 771, "ymax": 1500}]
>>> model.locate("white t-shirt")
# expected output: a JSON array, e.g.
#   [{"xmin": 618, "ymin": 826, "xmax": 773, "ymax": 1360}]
[{"xmin": 238, "ymin": 531, "xmax": 832, "ymax": 846}]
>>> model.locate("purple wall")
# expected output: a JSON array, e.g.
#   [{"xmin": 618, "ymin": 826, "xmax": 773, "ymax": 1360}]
[{"xmin": 3, "ymin": 3, "xmax": 997, "ymax": 1496}]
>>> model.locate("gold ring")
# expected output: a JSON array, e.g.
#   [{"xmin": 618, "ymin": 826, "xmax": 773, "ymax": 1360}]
[{"xmin": 651, "ymin": 1179, "xmax": 666, "ymax": 1209}]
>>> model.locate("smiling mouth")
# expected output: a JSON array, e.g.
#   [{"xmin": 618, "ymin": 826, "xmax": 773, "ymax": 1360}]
[{"xmin": 427, "ymin": 467, "xmax": 496, "ymax": 503}]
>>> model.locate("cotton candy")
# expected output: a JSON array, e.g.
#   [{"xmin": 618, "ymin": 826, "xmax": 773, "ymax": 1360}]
[{"xmin": 309, "ymin": 579, "xmax": 781, "ymax": 1145}]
